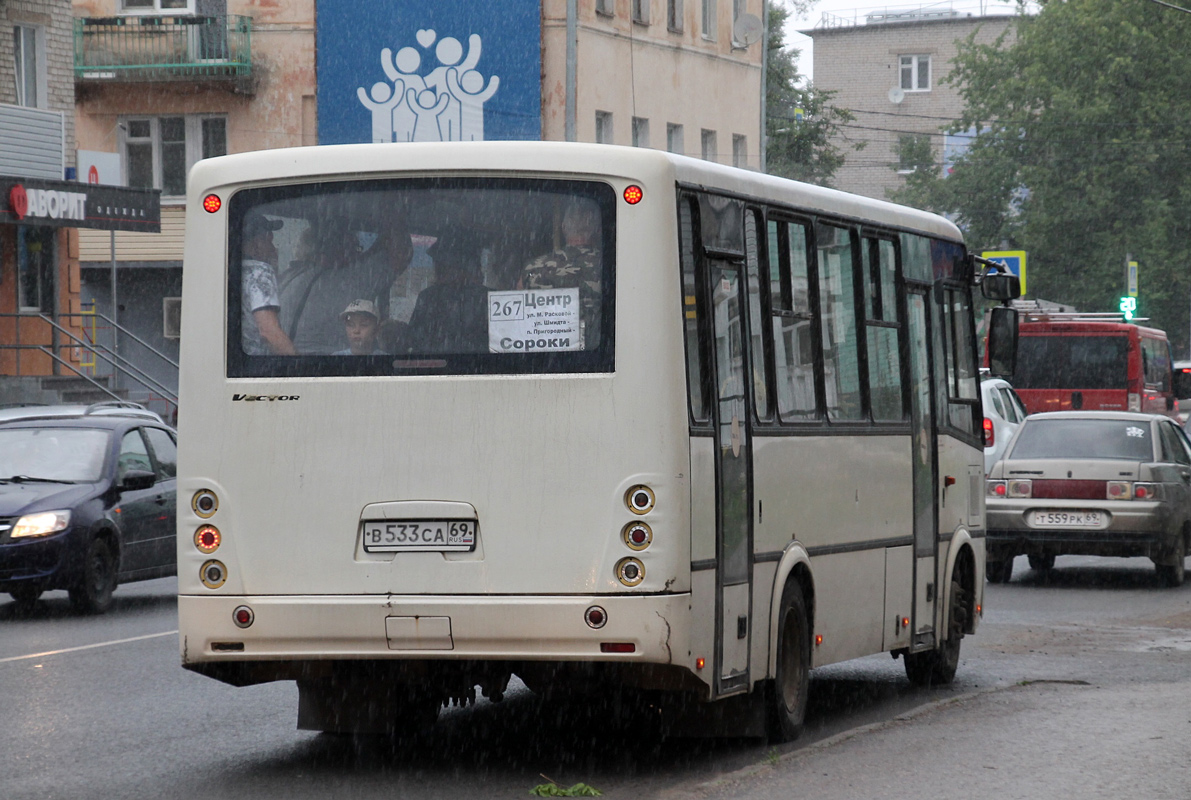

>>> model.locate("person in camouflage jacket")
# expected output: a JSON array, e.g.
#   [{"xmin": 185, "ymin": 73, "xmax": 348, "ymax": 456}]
[{"xmin": 521, "ymin": 200, "xmax": 603, "ymax": 347}]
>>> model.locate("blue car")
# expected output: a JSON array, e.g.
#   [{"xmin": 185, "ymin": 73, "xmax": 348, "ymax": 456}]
[{"xmin": 0, "ymin": 406, "xmax": 177, "ymax": 613}]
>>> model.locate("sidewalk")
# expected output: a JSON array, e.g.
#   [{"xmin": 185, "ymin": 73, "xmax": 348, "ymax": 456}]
[{"xmin": 663, "ymin": 679, "xmax": 1191, "ymax": 800}]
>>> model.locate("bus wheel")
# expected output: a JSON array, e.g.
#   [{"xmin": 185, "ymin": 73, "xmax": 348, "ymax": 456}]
[
  {"xmin": 766, "ymin": 579, "xmax": 810, "ymax": 743},
  {"xmin": 1156, "ymin": 532, "xmax": 1186, "ymax": 588},
  {"xmin": 904, "ymin": 578, "xmax": 967, "ymax": 687},
  {"xmin": 69, "ymin": 537, "xmax": 116, "ymax": 615}
]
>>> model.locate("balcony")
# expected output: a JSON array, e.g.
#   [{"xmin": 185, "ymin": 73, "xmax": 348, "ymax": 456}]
[{"xmin": 74, "ymin": 15, "xmax": 252, "ymax": 88}]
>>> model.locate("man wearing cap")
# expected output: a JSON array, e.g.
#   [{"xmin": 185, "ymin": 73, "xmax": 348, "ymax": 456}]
[
  {"xmin": 241, "ymin": 212, "xmax": 296, "ymax": 356},
  {"xmin": 332, "ymin": 300, "xmax": 386, "ymax": 355}
]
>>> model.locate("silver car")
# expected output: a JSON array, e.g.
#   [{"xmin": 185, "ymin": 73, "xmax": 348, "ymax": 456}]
[
  {"xmin": 985, "ymin": 411, "xmax": 1190, "ymax": 586},
  {"xmin": 981, "ymin": 376, "xmax": 1027, "ymax": 473}
]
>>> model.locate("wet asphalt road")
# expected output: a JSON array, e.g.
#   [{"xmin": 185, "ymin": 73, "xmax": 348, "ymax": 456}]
[{"xmin": 2, "ymin": 554, "xmax": 1189, "ymax": 800}]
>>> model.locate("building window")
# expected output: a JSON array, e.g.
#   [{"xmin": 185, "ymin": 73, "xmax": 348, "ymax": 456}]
[
  {"xmin": 899, "ymin": 54, "xmax": 931, "ymax": 91},
  {"xmin": 701, "ymin": 129, "xmax": 717, "ymax": 162},
  {"xmin": 701, "ymin": 0, "xmax": 716, "ymax": 39},
  {"xmin": 596, "ymin": 0, "xmax": 614, "ymax": 17},
  {"xmin": 632, "ymin": 117, "xmax": 650, "ymax": 148},
  {"xmin": 668, "ymin": 0, "xmax": 683, "ymax": 31},
  {"xmin": 13, "ymin": 25, "xmax": 45, "ymax": 108},
  {"xmin": 595, "ymin": 111, "xmax": 614, "ymax": 144},
  {"xmin": 732, "ymin": 134, "xmax": 748, "ymax": 167},
  {"xmin": 120, "ymin": 0, "xmax": 195, "ymax": 13},
  {"xmin": 124, "ymin": 115, "xmax": 227, "ymax": 198},
  {"xmin": 17, "ymin": 226, "xmax": 55, "ymax": 314},
  {"xmin": 667, "ymin": 123, "xmax": 684, "ymax": 154},
  {"xmin": 731, "ymin": 0, "xmax": 746, "ymax": 44},
  {"xmin": 632, "ymin": 0, "xmax": 650, "ymax": 23}
]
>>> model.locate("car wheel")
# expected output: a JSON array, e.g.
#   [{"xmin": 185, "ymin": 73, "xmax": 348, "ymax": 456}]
[
  {"xmin": 8, "ymin": 585, "xmax": 43, "ymax": 609},
  {"xmin": 986, "ymin": 558, "xmax": 1011, "ymax": 583},
  {"xmin": 905, "ymin": 577, "xmax": 967, "ymax": 687},
  {"xmin": 1156, "ymin": 534, "xmax": 1186, "ymax": 588},
  {"xmin": 69, "ymin": 537, "xmax": 117, "ymax": 614},
  {"xmin": 766, "ymin": 577, "xmax": 810, "ymax": 743},
  {"xmin": 1028, "ymin": 553, "xmax": 1055, "ymax": 571}
]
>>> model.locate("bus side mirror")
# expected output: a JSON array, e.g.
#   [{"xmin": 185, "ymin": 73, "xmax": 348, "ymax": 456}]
[
  {"xmin": 981, "ymin": 273, "xmax": 1021, "ymax": 302},
  {"xmin": 987, "ymin": 306, "xmax": 1018, "ymax": 378}
]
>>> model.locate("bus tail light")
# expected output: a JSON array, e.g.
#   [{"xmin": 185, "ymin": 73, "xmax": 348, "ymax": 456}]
[
  {"xmin": 622, "ymin": 522, "xmax": 652, "ymax": 551},
  {"xmin": 983, "ymin": 417, "xmax": 994, "ymax": 448},
  {"xmin": 1128, "ymin": 392, "xmax": 1141, "ymax": 412},
  {"xmin": 194, "ymin": 525, "xmax": 221, "ymax": 554},
  {"xmin": 625, "ymin": 485, "xmax": 655, "ymax": 515},
  {"xmin": 192, "ymin": 489, "xmax": 219, "ymax": 518},
  {"xmin": 233, "ymin": 605, "xmax": 254, "ymax": 628}
]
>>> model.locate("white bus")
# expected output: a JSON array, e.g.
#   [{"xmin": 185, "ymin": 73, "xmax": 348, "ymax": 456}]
[{"xmin": 177, "ymin": 142, "xmax": 988, "ymax": 739}]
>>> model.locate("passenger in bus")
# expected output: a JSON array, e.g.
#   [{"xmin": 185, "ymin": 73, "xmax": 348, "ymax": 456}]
[
  {"xmin": 241, "ymin": 212, "xmax": 297, "ymax": 356},
  {"xmin": 279, "ymin": 215, "xmax": 413, "ymax": 354},
  {"xmin": 404, "ymin": 235, "xmax": 489, "ymax": 353},
  {"xmin": 521, "ymin": 199, "xmax": 602, "ymax": 346},
  {"xmin": 331, "ymin": 300, "xmax": 386, "ymax": 355}
]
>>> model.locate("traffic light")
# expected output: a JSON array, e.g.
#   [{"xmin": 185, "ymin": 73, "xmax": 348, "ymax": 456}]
[{"xmin": 1119, "ymin": 296, "xmax": 1137, "ymax": 321}]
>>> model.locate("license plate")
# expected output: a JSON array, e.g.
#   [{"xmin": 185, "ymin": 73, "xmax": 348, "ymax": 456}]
[
  {"xmin": 361, "ymin": 520, "xmax": 476, "ymax": 552},
  {"xmin": 1030, "ymin": 510, "xmax": 1106, "ymax": 528}
]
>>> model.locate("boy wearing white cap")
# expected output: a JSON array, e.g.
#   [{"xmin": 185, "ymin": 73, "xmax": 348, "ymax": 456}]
[{"xmin": 332, "ymin": 300, "xmax": 386, "ymax": 355}]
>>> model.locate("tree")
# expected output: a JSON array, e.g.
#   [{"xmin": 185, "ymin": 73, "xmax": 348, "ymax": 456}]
[
  {"xmin": 890, "ymin": 0, "xmax": 1191, "ymax": 352},
  {"xmin": 765, "ymin": 3, "xmax": 860, "ymax": 186}
]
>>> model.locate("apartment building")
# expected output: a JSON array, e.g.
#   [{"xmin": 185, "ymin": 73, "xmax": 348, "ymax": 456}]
[{"xmin": 805, "ymin": 8, "xmax": 1016, "ymax": 199}]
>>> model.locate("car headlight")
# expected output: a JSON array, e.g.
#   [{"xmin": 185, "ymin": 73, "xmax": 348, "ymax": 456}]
[{"xmin": 11, "ymin": 510, "xmax": 72, "ymax": 538}]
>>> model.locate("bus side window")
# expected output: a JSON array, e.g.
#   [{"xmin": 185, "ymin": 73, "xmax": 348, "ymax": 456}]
[
  {"xmin": 816, "ymin": 222, "xmax": 863, "ymax": 421},
  {"xmin": 768, "ymin": 217, "xmax": 818, "ymax": 422},
  {"xmin": 744, "ymin": 209, "xmax": 773, "ymax": 421},
  {"xmin": 680, "ymin": 197, "xmax": 710, "ymax": 425},
  {"xmin": 862, "ymin": 236, "xmax": 905, "ymax": 422}
]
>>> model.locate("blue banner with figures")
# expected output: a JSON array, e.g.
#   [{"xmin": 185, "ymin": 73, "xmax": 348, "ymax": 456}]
[{"xmin": 317, "ymin": 0, "xmax": 542, "ymax": 145}]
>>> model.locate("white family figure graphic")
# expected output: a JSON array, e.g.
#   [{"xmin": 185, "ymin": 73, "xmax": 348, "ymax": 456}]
[{"xmin": 357, "ymin": 30, "xmax": 501, "ymax": 143}]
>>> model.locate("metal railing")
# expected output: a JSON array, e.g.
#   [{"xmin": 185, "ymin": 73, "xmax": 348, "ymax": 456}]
[
  {"xmin": 74, "ymin": 15, "xmax": 252, "ymax": 82},
  {"xmin": 0, "ymin": 311, "xmax": 178, "ymax": 414}
]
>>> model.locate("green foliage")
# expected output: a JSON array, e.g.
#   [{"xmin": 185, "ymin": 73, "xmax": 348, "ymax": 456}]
[
  {"xmin": 765, "ymin": 3, "xmax": 861, "ymax": 186},
  {"xmin": 889, "ymin": 0, "xmax": 1191, "ymax": 353},
  {"xmin": 529, "ymin": 779, "xmax": 602, "ymax": 796}
]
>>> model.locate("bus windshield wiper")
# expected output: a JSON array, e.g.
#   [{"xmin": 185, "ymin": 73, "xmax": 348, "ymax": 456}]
[{"xmin": 0, "ymin": 475, "xmax": 75, "ymax": 485}]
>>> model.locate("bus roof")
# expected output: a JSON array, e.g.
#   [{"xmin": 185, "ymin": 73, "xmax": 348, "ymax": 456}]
[{"xmin": 186, "ymin": 141, "xmax": 964, "ymax": 244}]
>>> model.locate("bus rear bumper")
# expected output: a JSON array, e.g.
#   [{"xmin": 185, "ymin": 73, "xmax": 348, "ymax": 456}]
[{"xmin": 178, "ymin": 592, "xmax": 690, "ymax": 667}]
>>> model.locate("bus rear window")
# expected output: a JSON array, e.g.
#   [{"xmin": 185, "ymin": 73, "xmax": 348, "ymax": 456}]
[
  {"xmin": 228, "ymin": 177, "xmax": 615, "ymax": 377},
  {"xmin": 1011, "ymin": 335, "xmax": 1128, "ymax": 390}
]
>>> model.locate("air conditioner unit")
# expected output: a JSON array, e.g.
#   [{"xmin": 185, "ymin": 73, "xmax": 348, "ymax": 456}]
[{"xmin": 163, "ymin": 297, "xmax": 182, "ymax": 339}]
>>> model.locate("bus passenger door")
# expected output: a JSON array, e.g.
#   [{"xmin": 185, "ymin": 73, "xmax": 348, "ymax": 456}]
[
  {"xmin": 906, "ymin": 289, "xmax": 939, "ymax": 650},
  {"xmin": 708, "ymin": 260, "xmax": 753, "ymax": 695}
]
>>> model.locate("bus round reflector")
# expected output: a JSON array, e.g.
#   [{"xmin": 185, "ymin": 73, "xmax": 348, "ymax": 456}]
[
  {"xmin": 623, "ymin": 185, "xmax": 643, "ymax": 205},
  {"xmin": 202, "ymin": 194, "xmax": 222, "ymax": 213},
  {"xmin": 233, "ymin": 605, "xmax": 254, "ymax": 628},
  {"xmin": 194, "ymin": 525, "xmax": 221, "ymax": 554},
  {"xmin": 585, "ymin": 605, "xmax": 607, "ymax": 629},
  {"xmin": 622, "ymin": 521, "xmax": 652, "ymax": 551},
  {"xmin": 192, "ymin": 489, "xmax": 218, "ymax": 518},
  {"xmin": 200, "ymin": 559, "xmax": 227, "ymax": 589}
]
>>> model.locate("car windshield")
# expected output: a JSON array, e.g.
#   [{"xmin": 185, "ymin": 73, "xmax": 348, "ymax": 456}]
[
  {"xmin": 1008, "ymin": 419, "xmax": 1154, "ymax": 461},
  {"xmin": 0, "ymin": 428, "xmax": 110, "ymax": 483}
]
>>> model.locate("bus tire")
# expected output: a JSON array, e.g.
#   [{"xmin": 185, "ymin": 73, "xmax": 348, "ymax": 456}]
[
  {"xmin": 766, "ymin": 578, "xmax": 810, "ymax": 743},
  {"xmin": 68, "ymin": 537, "xmax": 116, "ymax": 615},
  {"xmin": 904, "ymin": 577, "xmax": 967, "ymax": 687}
]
